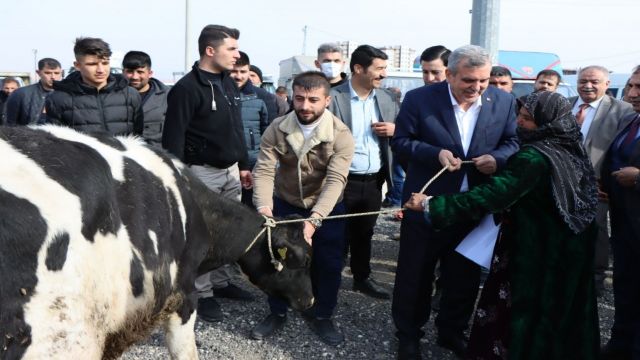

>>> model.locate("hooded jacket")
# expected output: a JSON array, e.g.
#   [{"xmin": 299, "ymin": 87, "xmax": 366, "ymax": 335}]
[
  {"xmin": 239, "ymin": 82, "xmax": 269, "ymax": 168},
  {"xmin": 140, "ymin": 78, "xmax": 168, "ymax": 146},
  {"xmin": 45, "ymin": 72, "xmax": 143, "ymax": 136},
  {"xmin": 162, "ymin": 62, "xmax": 249, "ymax": 170}
]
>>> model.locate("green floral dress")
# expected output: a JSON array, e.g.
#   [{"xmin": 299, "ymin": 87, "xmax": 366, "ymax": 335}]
[{"xmin": 430, "ymin": 146, "xmax": 599, "ymax": 360}]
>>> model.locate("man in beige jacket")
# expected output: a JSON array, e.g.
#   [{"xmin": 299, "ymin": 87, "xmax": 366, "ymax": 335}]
[{"xmin": 251, "ymin": 71, "xmax": 354, "ymax": 346}]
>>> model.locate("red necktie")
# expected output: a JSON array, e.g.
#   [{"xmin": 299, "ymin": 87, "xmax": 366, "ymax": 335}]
[
  {"xmin": 621, "ymin": 114, "xmax": 640, "ymax": 148},
  {"xmin": 575, "ymin": 103, "xmax": 590, "ymax": 127}
]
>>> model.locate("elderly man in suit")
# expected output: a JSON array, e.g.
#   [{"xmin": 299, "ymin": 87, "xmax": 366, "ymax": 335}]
[
  {"xmin": 569, "ymin": 65, "xmax": 634, "ymax": 296},
  {"xmin": 391, "ymin": 45, "xmax": 518, "ymax": 359},
  {"xmin": 328, "ymin": 45, "xmax": 399, "ymax": 299},
  {"xmin": 600, "ymin": 68, "xmax": 640, "ymax": 360}
]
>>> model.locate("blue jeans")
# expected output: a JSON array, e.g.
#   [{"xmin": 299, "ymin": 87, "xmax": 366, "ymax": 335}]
[
  {"xmin": 384, "ymin": 161, "xmax": 405, "ymax": 206},
  {"xmin": 268, "ymin": 197, "xmax": 346, "ymax": 319}
]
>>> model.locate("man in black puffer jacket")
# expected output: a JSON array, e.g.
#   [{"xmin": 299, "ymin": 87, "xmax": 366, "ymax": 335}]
[{"xmin": 45, "ymin": 37, "xmax": 143, "ymax": 136}]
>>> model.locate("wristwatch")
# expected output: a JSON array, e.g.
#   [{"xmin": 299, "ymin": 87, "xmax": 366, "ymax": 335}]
[
  {"xmin": 308, "ymin": 217, "xmax": 323, "ymax": 229},
  {"xmin": 421, "ymin": 197, "xmax": 430, "ymax": 212}
]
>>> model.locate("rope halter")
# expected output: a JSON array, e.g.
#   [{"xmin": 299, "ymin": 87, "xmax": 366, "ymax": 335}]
[{"xmin": 244, "ymin": 216, "xmax": 283, "ymax": 272}]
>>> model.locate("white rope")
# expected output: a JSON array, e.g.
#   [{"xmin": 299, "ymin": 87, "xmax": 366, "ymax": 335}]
[
  {"xmin": 247, "ymin": 161, "xmax": 475, "ymax": 271},
  {"xmin": 244, "ymin": 216, "xmax": 283, "ymax": 272}
]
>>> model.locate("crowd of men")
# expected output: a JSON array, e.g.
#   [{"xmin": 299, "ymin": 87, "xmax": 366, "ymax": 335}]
[{"xmin": 1, "ymin": 23, "xmax": 639, "ymax": 360}]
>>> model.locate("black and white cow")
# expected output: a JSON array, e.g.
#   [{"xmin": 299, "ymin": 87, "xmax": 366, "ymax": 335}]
[{"xmin": 0, "ymin": 126, "xmax": 313, "ymax": 360}]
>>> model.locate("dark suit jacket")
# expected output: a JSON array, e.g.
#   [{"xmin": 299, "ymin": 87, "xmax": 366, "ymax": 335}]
[
  {"xmin": 392, "ymin": 81, "xmax": 518, "ymax": 201},
  {"xmin": 328, "ymin": 81, "xmax": 400, "ymax": 186},
  {"xmin": 569, "ymin": 95, "xmax": 634, "ymax": 175},
  {"xmin": 601, "ymin": 112, "xmax": 640, "ymax": 252}
]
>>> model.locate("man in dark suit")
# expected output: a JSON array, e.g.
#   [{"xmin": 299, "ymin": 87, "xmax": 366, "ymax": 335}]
[
  {"xmin": 328, "ymin": 45, "xmax": 399, "ymax": 299},
  {"xmin": 391, "ymin": 45, "xmax": 518, "ymax": 359},
  {"xmin": 568, "ymin": 65, "xmax": 634, "ymax": 296},
  {"xmin": 600, "ymin": 68, "xmax": 640, "ymax": 360}
]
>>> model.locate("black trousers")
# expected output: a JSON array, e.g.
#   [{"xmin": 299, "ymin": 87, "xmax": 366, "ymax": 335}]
[
  {"xmin": 392, "ymin": 210, "xmax": 481, "ymax": 341},
  {"xmin": 593, "ymin": 201, "xmax": 610, "ymax": 289},
  {"xmin": 608, "ymin": 204, "xmax": 640, "ymax": 357},
  {"xmin": 268, "ymin": 198, "xmax": 347, "ymax": 319},
  {"xmin": 343, "ymin": 172, "xmax": 383, "ymax": 282}
]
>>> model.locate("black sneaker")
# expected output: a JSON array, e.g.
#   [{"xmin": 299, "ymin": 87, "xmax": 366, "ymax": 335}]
[
  {"xmin": 197, "ymin": 297, "xmax": 223, "ymax": 323},
  {"xmin": 214, "ymin": 283, "xmax": 254, "ymax": 301},
  {"xmin": 436, "ymin": 332, "xmax": 467, "ymax": 358},
  {"xmin": 353, "ymin": 278, "xmax": 391, "ymax": 299},
  {"xmin": 250, "ymin": 313, "xmax": 287, "ymax": 340},
  {"xmin": 397, "ymin": 338, "xmax": 422, "ymax": 360},
  {"xmin": 311, "ymin": 318, "xmax": 344, "ymax": 346},
  {"xmin": 300, "ymin": 305, "xmax": 316, "ymax": 320}
]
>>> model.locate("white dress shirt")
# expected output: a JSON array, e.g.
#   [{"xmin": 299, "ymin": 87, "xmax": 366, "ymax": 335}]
[
  {"xmin": 448, "ymin": 85, "xmax": 482, "ymax": 191},
  {"xmin": 572, "ymin": 96, "xmax": 604, "ymax": 143}
]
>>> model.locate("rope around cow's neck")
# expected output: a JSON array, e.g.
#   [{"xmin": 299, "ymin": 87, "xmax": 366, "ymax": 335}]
[
  {"xmin": 243, "ymin": 217, "xmax": 283, "ymax": 271},
  {"xmin": 245, "ymin": 161, "xmax": 474, "ymax": 271}
]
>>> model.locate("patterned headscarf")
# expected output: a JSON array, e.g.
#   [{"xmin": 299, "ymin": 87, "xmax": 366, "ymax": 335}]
[{"xmin": 516, "ymin": 91, "xmax": 598, "ymax": 234}]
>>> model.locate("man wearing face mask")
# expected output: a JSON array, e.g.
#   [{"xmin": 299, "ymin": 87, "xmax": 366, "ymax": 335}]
[
  {"xmin": 316, "ymin": 43, "xmax": 348, "ymax": 88},
  {"xmin": 328, "ymin": 45, "xmax": 399, "ymax": 300}
]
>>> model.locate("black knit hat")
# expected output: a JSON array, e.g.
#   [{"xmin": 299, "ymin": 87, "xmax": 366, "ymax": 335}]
[{"xmin": 249, "ymin": 65, "xmax": 263, "ymax": 83}]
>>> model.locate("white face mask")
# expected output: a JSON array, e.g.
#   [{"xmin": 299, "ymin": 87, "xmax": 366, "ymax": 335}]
[{"xmin": 320, "ymin": 62, "xmax": 343, "ymax": 79}]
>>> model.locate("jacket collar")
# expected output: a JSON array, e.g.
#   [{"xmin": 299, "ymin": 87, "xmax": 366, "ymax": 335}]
[
  {"xmin": 240, "ymin": 81, "xmax": 258, "ymax": 96},
  {"xmin": 53, "ymin": 71, "xmax": 127, "ymax": 94},
  {"xmin": 148, "ymin": 78, "xmax": 168, "ymax": 94},
  {"xmin": 279, "ymin": 109, "xmax": 335, "ymax": 158},
  {"xmin": 191, "ymin": 61, "xmax": 232, "ymax": 86}
]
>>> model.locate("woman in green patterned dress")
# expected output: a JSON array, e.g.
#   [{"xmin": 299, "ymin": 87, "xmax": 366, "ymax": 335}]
[{"xmin": 405, "ymin": 91, "xmax": 600, "ymax": 359}]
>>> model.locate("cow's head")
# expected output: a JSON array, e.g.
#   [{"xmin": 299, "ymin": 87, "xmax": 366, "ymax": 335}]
[
  {"xmin": 182, "ymin": 169, "xmax": 314, "ymax": 311},
  {"xmin": 237, "ymin": 216, "xmax": 313, "ymax": 311}
]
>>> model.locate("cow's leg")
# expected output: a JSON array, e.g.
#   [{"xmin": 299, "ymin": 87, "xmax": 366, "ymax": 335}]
[{"xmin": 164, "ymin": 311, "xmax": 198, "ymax": 360}]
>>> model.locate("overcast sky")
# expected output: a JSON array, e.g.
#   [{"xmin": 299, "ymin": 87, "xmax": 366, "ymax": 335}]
[{"xmin": 3, "ymin": 0, "xmax": 639, "ymax": 83}]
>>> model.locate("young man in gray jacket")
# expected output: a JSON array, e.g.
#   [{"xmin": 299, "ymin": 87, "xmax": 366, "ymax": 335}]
[{"xmin": 122, "ymin": 51, "xmax": 168, "ymax": 146}]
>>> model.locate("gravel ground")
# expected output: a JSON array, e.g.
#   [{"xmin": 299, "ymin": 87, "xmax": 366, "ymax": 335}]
[{"xmin": 122, "ymin": 213, "xmax": 616, "ymax": 360}]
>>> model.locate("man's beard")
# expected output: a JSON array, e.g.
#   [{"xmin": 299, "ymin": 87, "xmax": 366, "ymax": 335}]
[{"xmin": 295, "ymin": 109, "xmax": 322, "ymax": 125}]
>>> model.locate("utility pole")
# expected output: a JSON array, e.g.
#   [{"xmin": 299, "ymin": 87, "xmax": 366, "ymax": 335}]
[
  {"xmin": 32, "ymin": 49, "xmax": 38, "ymax": 83},
  {"xmin": 184, "ymin": 0, "xmax": 191, "ymax": 73},
  {"xmin": 302, "ymin": 25, "xmax": 308, "ymax": 56},
  {"xmin": 470, "ymin": 0, "xmax": 500, "ymax": 64}
]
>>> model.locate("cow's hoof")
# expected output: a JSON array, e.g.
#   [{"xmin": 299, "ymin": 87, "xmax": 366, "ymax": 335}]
[
  {"xmin": 311, "ymin": 318, "xmax": 344, "ymax": 346},
  {"xmin": 197, "ymin": 297, "xmax": 223, "ymax": 323},
  {"xmin": 250, "ymin": 313, "xmax": 286, "ymax": 340}
]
